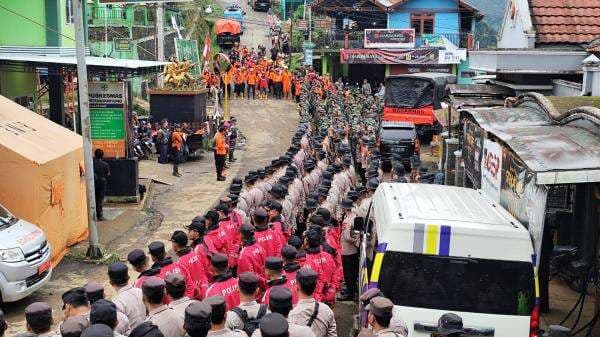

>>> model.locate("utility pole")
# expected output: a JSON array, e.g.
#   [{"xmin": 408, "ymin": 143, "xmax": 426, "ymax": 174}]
[
  {"xmin": 156, "ymin": 3, "xmax": 165, "ymax": 86},
  {"xmin": 288, "ymin": 4, "xmax": 293, "ymax": 68},
  {"xmin": 308, "ymin": 6, "xmax": 312, "ymax": 43},
  {"xmin": 74, "ymin": 0, "xmax": 101, "ymax": 259}
]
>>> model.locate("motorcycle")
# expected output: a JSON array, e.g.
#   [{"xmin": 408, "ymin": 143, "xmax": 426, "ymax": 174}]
[{"xmin": 550, "ymin": 245, "xmax": 590, "ymax": 292}]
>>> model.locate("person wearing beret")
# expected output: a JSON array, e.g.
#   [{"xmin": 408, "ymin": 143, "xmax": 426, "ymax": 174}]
[
  {"xmin": 89, "ymin": 299, "xmax": 125, "ymax": 337},
  {"xmin": 266, "ymin": 200, "xmax": 290, "ymax": 244},
  {"xmin": 186, "ymin": 217, "xmax": 213, "ymax": 284},
  {"xmin": 147, "ymin": 241, "xmax": 195, "ymax": 300},
  {"xmin": 281, "ymin": 245, "xmax": 301, "ymax": 288},
  {"xmin": 84, "ymin": 283, "xmax": 130, "ymax": 335},
  {"xmin": 204, "ymin": 296, "xmax": 246, "ymax": 337},
  {"xmin": 226, "ymin": 272, "xmax": 268, "ymax": 332},
  {"xmin": 366, "ymin": 297, "xmax": 401, "ymax": 337},
  {"xmin": 203, "ymin": 211, "xmax": 229, "ymax": 256},
  {"xmin": 262, "ymin": 257, "xmax": 297, "ymax": 306},
  {"xmin": 170, "ymin": 230, "xmax": 209, "ymax": 300},
  {"xmin": 289, "ymin": 269, "xmax": 336, "ymax": 337},
  {"xmin": 129, "ymin": 322, "xmax": 164, "ymax": 337},
  {"xmin": 237, "ymin": 224, "xmax": 267, "ymax": 279},
  {"xmin": 24, "ymin": 302, "xmax": 57, "ymax": 337},
  {"xmin": 60, "ymin": 315, "xmax": 89, "ymax": 337},
  {"xmin": 252, "ymin": 208, "xmax": 283, "ymax": 258},
  {"xmin": 142, "ymin": 277, "xmax": 185, "ymax": 337},
  {"xmin": 205, "ymin": 254, "xmax": 240, "ymax": 311},
  {"xmin": 127, "ymin": 249, "xmax": 160, "ymax": 289},
  {"xmin": 60, "ymin": 287, "xmax": 91, "ymax": 329},
  {"xmin": 165, "ymin": 273, "xmax": 199, "ymax": 319},
  {"xmin": 108, "ymin": 262, "xmax": 147, "ymax": 330},
  {"xmin": 252, "ymin": 288, "xmax": 314, "ymax": 337},
  {"xmin": 215, "ymin": 203, "xmax": 241, "ymax": 268},
  {"xmin": 81, "ymin": 324, "xmax": 114, "ymax": 337}
]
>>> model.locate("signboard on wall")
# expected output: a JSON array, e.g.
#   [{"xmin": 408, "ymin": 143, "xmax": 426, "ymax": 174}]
[
  {"xmin": 481, "ymin": 139, "xmax": 503, "ymax": 201},
  {"xmin": 462, "ymin": 119, "xmax": 484, "ymax": 187},
  {"xmin": 89, "ymin": 82, "xmax": 126, "ymax": 158},
  {"xmin": 113, "ymin": 38, "xmax": 132, "ymax": 52},
  {"xmin": 364, "ymin": 29, "xmax": 415, "ymax": 49},
  {"xmin": 340, "ymin": 48, "xmax": 438, "ymax": 64},
  {"xmin": 314, "ymin": 18, "xmax": 333, "ymax": 29},
  {"xmin": 438, "ymin": 49, "xmax": 467, "ymax": 64},
  {"xmin": 174, "ymin": 39, "xmax": 200, "ymax": 75}
]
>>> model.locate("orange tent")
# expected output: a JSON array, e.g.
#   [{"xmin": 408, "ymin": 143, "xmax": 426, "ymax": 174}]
[
  {"xmin": 216, "ymin": 19, "xmax": 241, "ymax": 35},
  {"xmin": 0, "ymin": 96, "xmax": 88, "ymax": 265}
]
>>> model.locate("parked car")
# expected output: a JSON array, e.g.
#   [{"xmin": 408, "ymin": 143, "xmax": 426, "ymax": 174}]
[
  {"xmin": 0, "ymin": 203, "xmax": 52, "ymax": 302},
  {"xmin": 250, "ymin": 0, "xmax": 270, "ymax": 11},
  {"xmin": 379, "ymin": 121, "xmax": 419, "ymax": 171},
  {"xmin": 358, "ymin": 184, "xmax": 537, "ymax": 337}
]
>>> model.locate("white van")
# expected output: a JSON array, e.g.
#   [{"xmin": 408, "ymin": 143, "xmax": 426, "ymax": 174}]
[{"xmin": 359, "ymin": 183, "xmax": 537, "ymax": 337}]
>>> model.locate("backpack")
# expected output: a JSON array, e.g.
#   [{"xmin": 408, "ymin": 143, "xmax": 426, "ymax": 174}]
[{"xmin": 232, "ymin": 304, "xmax": 268, "ymax": 336}]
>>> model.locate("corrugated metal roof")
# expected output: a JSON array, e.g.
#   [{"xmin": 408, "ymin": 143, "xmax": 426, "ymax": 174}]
[{"xmin": 464, "ymin": 106, "xmax": 600, "ymax": 178}]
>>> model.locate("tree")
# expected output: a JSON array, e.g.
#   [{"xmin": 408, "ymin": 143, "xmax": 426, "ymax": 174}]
[{"xmin": 474, "ymin": 21, "xmax": 498, "ymax": 48}]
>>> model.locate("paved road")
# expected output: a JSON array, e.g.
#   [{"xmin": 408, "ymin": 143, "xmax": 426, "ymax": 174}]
[{"xmin": 216, "ymin": 0, "xmax": 272, "ymax": 49}]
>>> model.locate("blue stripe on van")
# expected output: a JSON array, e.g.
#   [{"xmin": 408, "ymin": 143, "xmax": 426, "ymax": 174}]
[{"xmin": 439, "ymin": 225, "xmax": 451, "ymax": 256}]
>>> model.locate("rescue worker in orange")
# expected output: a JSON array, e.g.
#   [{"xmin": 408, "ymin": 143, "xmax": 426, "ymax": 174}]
[
  {"xmin": 273, "ymin": 69, "xmax": 283, "ymax": 99},
  {"xmin": 234, "ymin": 66, "xmax": 247, "ymax": 99},
  {"xmin": 293, "ymin": 76, "xmax": 302, "ymax": 107},
  {"xmin": 246, "ymin": 67, "xmax": 259, "ymax": 100},
  {"xmin": 214, "ymin": 125, "xmax": 229, "ymax": 181},
  {"xmin": 282, "ymin": 68, "xmax": 292, "ymax": 100},
  {"xmin": 171, "ymin": 124, "xmax": 184, "ymax": 177}
]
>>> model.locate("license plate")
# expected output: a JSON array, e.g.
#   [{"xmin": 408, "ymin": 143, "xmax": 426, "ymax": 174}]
[
  {"xmin": 392, "ymin": 147, "xmax": 405, "ymax": 153},
  {"xmin": 38, "ymin": 260, "xmax": 51, "ymax": 275}
]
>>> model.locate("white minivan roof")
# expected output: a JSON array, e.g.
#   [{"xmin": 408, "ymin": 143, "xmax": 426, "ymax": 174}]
[{"xmin": 371, "ymin": 183, "xmax": 534, "ymax": 263}]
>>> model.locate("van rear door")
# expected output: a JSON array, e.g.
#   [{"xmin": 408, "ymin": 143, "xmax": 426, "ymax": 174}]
[{"xmin": 377, "ymin": 251, "xmax": 535, "ymax": 337}]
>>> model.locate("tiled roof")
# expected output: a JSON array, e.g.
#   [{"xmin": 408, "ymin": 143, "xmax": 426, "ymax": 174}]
[
  {"xmin": 588, "ymin": 45, "xmax": 600, "ymax": 52},
  {"xmin": 529, "ymin": 0, "xmax": 600, "ymax": 44}
]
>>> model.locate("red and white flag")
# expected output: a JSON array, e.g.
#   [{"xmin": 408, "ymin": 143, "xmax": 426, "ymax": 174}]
[{"xmin": 202, "ymin": 35, "xmax": 212, "ymax": 68}]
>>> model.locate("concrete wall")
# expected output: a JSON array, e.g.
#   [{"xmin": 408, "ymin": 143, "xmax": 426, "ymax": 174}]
[
  {"xmin": 0, "ymin": 0, "xmax": 47, "ymax": 46},
  {"xmin": 552, "ymin": 80, "xmax": 583, "ymax": 97}
]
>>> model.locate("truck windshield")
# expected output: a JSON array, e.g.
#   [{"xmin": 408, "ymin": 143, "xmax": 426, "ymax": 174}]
[
  {"xmin": 378, "ymin": 251, "xmax": 535, "ymax": 316},
  {"xmin": 384, "ymin": 78, "xmax": 433, "ymax": 108},
  {"xmin": 381, "ymin": 127, "xmax": 415, "ymax": 141}
]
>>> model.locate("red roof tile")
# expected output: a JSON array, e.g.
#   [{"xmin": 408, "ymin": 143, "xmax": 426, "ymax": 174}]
[
  {"xmin": 529, "ymin": 0, "xmax": 600, "ymax": 44},
  {"xmin": 588, "ymin": 45, "xmax": 600, "ymax": 52}
]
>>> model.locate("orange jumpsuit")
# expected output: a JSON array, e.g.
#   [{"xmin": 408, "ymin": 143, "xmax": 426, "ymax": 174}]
[{"xmin": 282, "ymin": 70, "xmax": 292, "ymax": 97}]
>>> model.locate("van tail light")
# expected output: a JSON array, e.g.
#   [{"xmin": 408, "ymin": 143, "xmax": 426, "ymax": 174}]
[
  {"xmin": 414, "ymin": 139, "xmax": 420, "ymax": 155},
  {"xmin": 529, "ymin": 305, "xmax": 539, "ymax": 337}
]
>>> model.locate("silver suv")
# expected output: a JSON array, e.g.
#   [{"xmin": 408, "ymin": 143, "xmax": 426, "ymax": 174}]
[{"xmin": 0, "ymin": 203, "xmax": 52, "ymax": 302}]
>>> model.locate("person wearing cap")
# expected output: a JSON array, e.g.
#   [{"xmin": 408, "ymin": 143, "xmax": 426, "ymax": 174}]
[
  {"xmin": 89, "ymin": 299, "xmax": 126, "ymax": 337},
  {"xmin": 237, "ymin": 223, "xmax": 267, "ymax": 278},
  {"xmin": 262, "ymin": 257, "xmax": 298, "ymax": 306},
  {"xmin": 296, "ymin": 198, "xmax": 317, "ymax": 237},
  {"xmin": 143, "ymin": 277, "xmax": 185, "ymax": 337},
  {"xmin": 226, "ymin": 194, "xmax": 247, "ymax": 229},
  {"xmin": 302, "ymin": 228, "xmax": 338, "ymax": 305},
  {"xmin": 148, "ymin": 241, "xmax": 194, "ymax": 300},
  {"xmin": 390, "ymin": 165, "xmax": 407, "ymax": 184},
  {"xmin": 216, "ymin": 203, "xmax": 241, "ymax": 268},
  {"xmin": 226, "ymin": 272, "xmax": 268, "ymax": 332},
  {"xmin": 281, "ymin": 245, "xmax": 301, "ymax": 288},
  {"xmin": 61, "ymin": 287, "xmax": 91, "ymax": 326},
  {"xmin": 129, "ymin": 322, "xmax": 164, "ymax": 337},
  {"xmin": 253, "ymin": 290, "xmax": 314, "ymax": 337},
  {"xmin": 266, "ymin": 200, "xmax": 289, "ymax": 244},
  {"xmin": 165, "ymin": 273, "xmax": 199, "ymax": 319},
  {"xmin": 252, "ymin": 208, "xmax": 283, "ymax": 258},
  {"xmin": 171, "ymin": 230, "xmax": 209, "ymax": 299},
  {"xmin": 366, "ymin": 297, "xmax": 398, "ymax": 337},
  {"xmin": 186, "ymin": 217, "xmax": 213, "ymax": 283},
  {"xmin": 184, "ymin": 302, "xmax": 212, "ymax": 337},
  {"xmin": 81, "ymin": 324, "xmax": 114, "ymax": 337},
  {"xmin": 205, "ymin": 296, "xmax": 246, "ymax": 337},
  {"xmin": 60, "ymin": 315, "xmax": 89, "ymax": 337},
  {"xmin": 203, "ymin": 211, "xmax": 230, "ymax": 256},
  {"xmin": 287, "ymin": 236, "xmax": 306, "ymax": 265},
  {"xmin": 85, "ymin": 283, "xmax": 130, "ymax": 335},
  {"xmin": 205, "ymin": 254, "xmax": 240, "ymax": 310},
  {"xmin": 436, "ymin": 313, "xmax": 464, "ymax": 337},
  {"xmin": 338, "ymin": 198, "xmax": 360, "ymax": 302},
  {"xmin": 24, "ymin": 302, "xmax": 57, "ymax": 337},
  {"xmin": 128, "ymin": 249, "xmax": 161, "ymax": 288},
  {"xmin": 288, "ymin": 269, "xmax": 336, "ymax": 337},
  {"xmin": 108, "ymin": 262, "xmax": 147, "ymax": 330},
  {"xmin": 357, "ymin": 288, "xmax": 383, "ymax": 333}
]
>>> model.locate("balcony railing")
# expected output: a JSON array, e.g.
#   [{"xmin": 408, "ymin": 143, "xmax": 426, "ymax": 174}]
[
  {"xmin": 90, "ymin": 7, "xmax": 129, "ymax": 25},
  {"xmin": 310, "ymin": 31, "xmax": 474, "ymax": 50}
]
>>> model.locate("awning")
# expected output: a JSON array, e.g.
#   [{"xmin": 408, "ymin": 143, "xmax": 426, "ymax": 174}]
[
  {"xmin": 462, "ymin": 103, "xmax": 600, "ymax": 184},
  {"xmin": 0, "ymin": 53, "xmax": 166, "ymax": 77}
]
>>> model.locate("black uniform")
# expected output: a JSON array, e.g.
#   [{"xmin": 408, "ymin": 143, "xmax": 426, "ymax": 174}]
[{"xmin": 93, "ymin": 157, "xmax": 110, "ymax": 220}]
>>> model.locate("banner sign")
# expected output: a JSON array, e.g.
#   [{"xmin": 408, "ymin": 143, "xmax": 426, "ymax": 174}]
[
  {"xmin": 314, "ymin": 18, "xmax": 333, "ymax": 29},
  {"xmin": 296, "ymin": 20, "xmax": 308, "ymax": 30},
  {"xmin": 113, "ymin": 38, "xmax": 132, "ymax": 52},
  {"xmin": 364, "ymin": 29, "xmax": 415, "ymax": 49},
  {"xmin": 89, "ymin": 82, "xmax": 127, "ymax": 158},
  {"xmin": 174, "ymin": 38, "xmax": 200, "ymax": 75},
  {"xmin": 481, "ymin": 139, "xmax": 503, "ymax": 201},
  {"xmin": 420, "ymin": 34, "xmax": 445, "ymax": 48},
  {"xmin": 462, "ymin": 119, "xmax": 484, "ymax": 188},
  {"xmin": 500, "ymin": 149, "xmax": 548, "ymax": 266},
  {"xmin": 438, "ymin": 49, "xmax": 467, "ymax": 64},
  {"xmin": 340, "ymin": 48, "xmax": 438, "ymax": 64}
]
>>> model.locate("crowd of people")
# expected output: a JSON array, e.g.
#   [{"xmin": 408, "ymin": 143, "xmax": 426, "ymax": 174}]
[{"xmin": 9, "ymin": 67, "xmax": 457, "ymax": 337}]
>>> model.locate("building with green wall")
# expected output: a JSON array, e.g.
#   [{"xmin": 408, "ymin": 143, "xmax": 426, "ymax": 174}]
[{"xmin": 0, "ymin": 0, "xmax": 76, "ymax": 104}]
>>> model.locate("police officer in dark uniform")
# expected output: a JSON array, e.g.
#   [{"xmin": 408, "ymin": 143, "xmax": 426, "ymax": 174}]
[
  {"xmin": 59, "ymin": 315, "xmax": 89, "ymax": 337},
  {"xmin": 129, "ymin": 322, "xmax": 164, "ymax": 337},
  {"xmin": 90, "ymin": 299, "xmax": 123, "ymax": 336},
  {"xmin": 93, "ymin": 148, "xmax": 110, "ymax": 221},
  {"xmin": 258, "ymin": 313, "xmax": 289, "ymax": 337},
  {"xmin": 81, "ymin": 324, "xmax": 114, "ymax": 337}
]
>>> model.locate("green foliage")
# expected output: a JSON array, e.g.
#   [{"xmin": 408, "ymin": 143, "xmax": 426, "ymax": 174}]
[
  {"xmin": 292, "ymin": 5, "xmax": 305, "ymax": 20},
  {"xmin": 474, "ymin": 21, "xmax": 498, "ymax": 48},
  {"xmin": 289, "ymin": 53, "xmax": 302, "ymax": 72}
]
